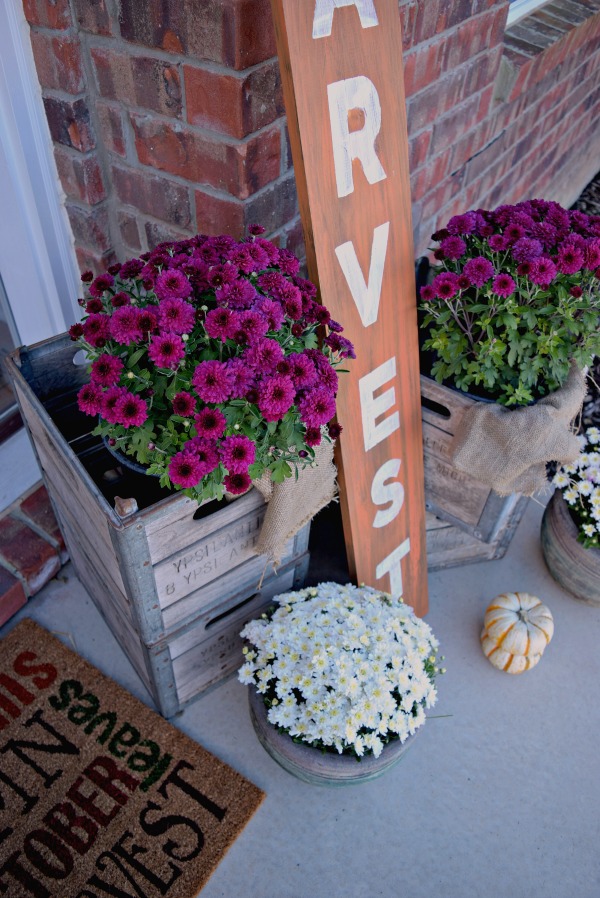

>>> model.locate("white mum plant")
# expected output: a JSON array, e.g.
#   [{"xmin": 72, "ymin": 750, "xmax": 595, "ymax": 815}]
[
  {"xmin": 238, "ymin": 582, "xmax": 443, "ymax": 759},
  {"xmin": 553, "ymin": 425, "xmax": 600, "ymax": 549}
]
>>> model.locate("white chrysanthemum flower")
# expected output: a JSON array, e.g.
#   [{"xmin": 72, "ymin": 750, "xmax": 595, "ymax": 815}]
[
  {"xmin": 238, "ymin": 582, "xmax": 441, "ymax": 759},
  {"xmin": 553, "ymin": 472, "xmax": 570, "ymax": 487},
  {"xmin": 583, "ymin": 524, "xmax": 596, "ymax": 537}
]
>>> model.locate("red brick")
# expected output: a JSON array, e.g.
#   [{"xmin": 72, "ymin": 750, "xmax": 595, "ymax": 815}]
[
  {"xmin": 29, "ymin": 32, "xmax": 84, "ymax": 94},
  {"xmin": 185, "ymin": 60, "xmax": 284, "ymax": 139},
  {"xmin": 23, "ymin": 0, "xmax": 71, "ymax": 29},
  {"xmin": 243, "ymin": 172, "xmax": 299, "ymax": 233},
  {"xmin": 0, "ymin": 516, "xmax": 60, "ymax": 597},
  {"xmin": 399, "ymin": 1, "xmax": 418, "ymax": 51},
  {"xmin": 95, "ymin": 102, "xmax": 127, "ymax": 157},
  {"xmin": 75, "ymin": 246, "xmax": 118, "ymax": 276},
  {"xmin": 91, "ymin": 48, "xmax": 182, "ymax": 117},
  {"xmin": 410, "ymin": 147, "xmax": 453, "ymax": 201},
  {"xmin": 195, "ymin": 190, "xmax": 246, "ymax": 237},
  {"xmin": 282, "ymin": 217, "xmax": 306, "ymax": 260},
  {"xmin": 111, "ymin": 164, "xmax": 192, "ymax": 229},
  {"xmin": 18, "ymin": 485, "xmax": 68, "ymax": 564},
  {"xmin": 145, "ymin": 220, "xmax": 191, "ymax": 250},
  {"xmin": 118, "ymin": 0, "xmax": 275, "ymax": 69},
  {"xmin": 0, "ymin": 567, "xmax": 27, "ymax": 628},
  {"xmin": 54, "ymin": 148, "xmax": 106, "ymax": 205},
  {"xmin": 66, "ymin": 202, "xmax": 112, "ymax": 253},
  {"xmin": 132, "ymin": 115, "xmax": 281, "ymax": 198},
  {"xmin": 71, "ymin": 0, "xmax": 112, "ymax": 34},
  {"xmin": 118, "ymin": 211, "xmax": 142, "ymax": 252},
  {"xmin": 408, "ymin": 130, "xmax": 431, "ymax": 171},
  {"xmin": 43, "ymin": 96, "xmax": 95, "ymax": 151}
]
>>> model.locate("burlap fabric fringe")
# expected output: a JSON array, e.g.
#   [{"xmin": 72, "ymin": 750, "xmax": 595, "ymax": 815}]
[
  {"xmin": 450, "ymin": 363, "xmax": 586, "ymax": 496},
  {"xmin": 252, "ymin": 439, "xmax": 337, "ymax": 563}
]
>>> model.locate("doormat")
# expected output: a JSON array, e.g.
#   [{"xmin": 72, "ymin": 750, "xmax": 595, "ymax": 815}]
[{"xmin": 0, "ymin": 618, "xmax": 264, "ymax": 897}]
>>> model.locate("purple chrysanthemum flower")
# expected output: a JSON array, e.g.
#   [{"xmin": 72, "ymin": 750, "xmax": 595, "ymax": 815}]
[
  {"xmin": 237, "ymin": 309, "xmax": 269, "ymax": 343},
  {"xmin": 77, "ymin": 383, "xmax": 104, "ymax": 416},
  {"xmin": 439, "ymin": 236, "xmax": 466, "ymax": 260},
  {"xmin": 120, "ymin": 259, "xmax": 144, "ymax": 279},
  {"xmin": 157, "ymin": 298, "xmax": 196, "ymax": 335},
  {"xmin": 216, "ymin": 278, "xmax": 257, "ymax": 309},
  {"xmin": 85, "ymin": 298, "xmax": 104, "ymax": 314},
  {"xmin": 277, "ymin": 248, "xmax": 301, "ymax": 276},
  {"xmin": 256, "ymin": 271, "xmax": 289, "ymax": 300},
  {"xmin": 298, "ymin": 386, "xmax": 336, "ymax": 428},
  {"xmin": 154, "ymin": 268, "xmax": 192, "ymax": 301},
  {"xmin": 169, "ymin": 451, "xmax": 204, "ymax": 488},
  {"xmin": 257, "ymin": 375, "xmax": 296, "ymax": 422},
  {"xmin": 114, "ymin": 392, "xmax": 148, "ymax": 428},
  {"xmin": 192, "ymin": 360, "xmax": 232, "ymax": 403},
  {"xmin": 223, "ymin": 471, "xmax": 252, "ymax": 495},
  {"xmin": 208, "ymin": 264, "xmax": 238, "ymax": 289},
  {"xmin": 284, "ymin": 291, "xmax": 303, "ymax": 320},
  {"xmin": 91, "ymin": 354, "xmax": 124, "ymax": 387},
  {"xmin": 110, "ymin": 306, "xmax": 142, "ymax": 344},
  {"xmin": 138, "ymin": 308, "xmax": 159, "ymax": 335},
  {"xmin": 432, "ymin": 272, "xmax": 461, "ymax": 299},
  {"xmin": 529, "ymin": 256, "xmax": 557, "ymax": 286},
  {"xmin": 556, "ymin": 243, "xmax": 584, "ymax": 275},
  {"xmin": 253, "ymin": 237, "xmax": 280, "ymax": 265},
  {"xmin": 305, "ymin": 349, "xmax": 339, "ymax": 393},
  {"xmin": 204, "ymin": 307, "xmax": 240, "ymax": 341},
  {"xmin": 491, "ymin": 273, "xmax": 516, "ymax": 298},
  {"xmin": 585, "ymin": 239, "xmax": 600, "ymax": 270},
  {"xmin": 229, "ymin": 246, "xmax": 256, "ymax": 274},
  {"xmin": 420, "ymin": 284, "xmax": 436, "ymax": 302},
  {"xmin": 462, "ymin": 256, "xmax": 494, "ymax": 287},
  {"xmin": 244, "ymin": 337, "xmax": 284, "ymax": 374},
  {"xmin": 324, "ymin": 333, "xmax": 356, "ymax": 359},
  {"xmin": 194, "ymin": 407, "xmax": 226, "ymax": 439},
  {"xmin": 305, "ymin": 426, "xmax": 322, "ymax": 447},
  {"xmin": 111, "ymin": 292, "xmax": 131, "ymax": 308},
  {"xmin": 226, "ymin": 358, "xmax": 255, "ymax": 398},
  {"xmin": 148, "ymin": 333, "xmax": 186, "ymax": 370},
  {"xmin": 89, "ymin": 273, "xmax": 114, "ymax": 298},
  {"xmin": 182, "ymin": 437, "xmax": 220, "ymax": 475},
  {"xmin": 101, "ymin": 386, "xmax": 128, "ymax": 424},
  {"xmin": 446, "ymin": 212, "xmax": 477, "ymax": 235},
  {"xmin": 248, "ymin": 223, "xmax": 266, "ymax": 236},
  {"xmin": 487, "ymin": 234, "xmax": 509, "ymax": 252},
  {"xmin": 219, "ymin": 434, "xmax": 256, "ymax": 474},
  {"xmin": 511, "ymin": 237, "xmax": 543, "ymax": 263},
  {"xmin": 287, "ymin": 352, "xmax": 317, "ymax": 390},
  {"xmin": 246, "ymin": 243, "xmax": 270, "ymax": 271},
  {"xmin": 83, "ymin": 313, "xmax": 111, "ymax": 348},
  {"xmin": 328, "ymin": 421, "xmax": 343, "ymax": 439},
  {"xmin": 256, "ymin": 298, "xmax": 285, "ymax": 332},
  {"xmin": 172, "ymin": 391, "xmax": 196, "ymax": 417}
]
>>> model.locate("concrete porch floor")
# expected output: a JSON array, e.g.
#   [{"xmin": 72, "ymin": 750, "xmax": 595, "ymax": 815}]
[{"xmin": 2, "ymin": 495, "xmax": 599, "ymax": 898}]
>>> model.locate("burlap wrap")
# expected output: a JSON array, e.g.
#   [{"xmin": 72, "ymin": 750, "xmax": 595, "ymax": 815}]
[
  {"xmin": 450, "ymin": 364, "xmax": 586, "ymax": 496},
  {"xmin": 252, "ymin": 440, "xmax": 337, "ymax": 563}
]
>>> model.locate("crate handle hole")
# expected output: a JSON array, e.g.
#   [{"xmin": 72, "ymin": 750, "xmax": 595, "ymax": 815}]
[
  {"xmin": 421, "ymin": 396, "xmax": 451, "ymax": 419},
  {"xmin": 206, "ymin": 593, "xmax": 260, "ymax": 629},
  {"xmin": 72, "ymin": 350, "xmax": 88, "ymax": 367}
]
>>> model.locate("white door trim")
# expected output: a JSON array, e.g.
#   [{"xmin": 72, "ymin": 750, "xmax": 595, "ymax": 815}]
[{"xmin": 0, "ymin": 2, "xmax": 80, "ymax": 345}]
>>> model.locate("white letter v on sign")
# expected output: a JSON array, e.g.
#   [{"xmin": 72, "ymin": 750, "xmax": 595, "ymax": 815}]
[{"xmin": 334, "ymin": 221, "xmax": 389, "ymax": 328}]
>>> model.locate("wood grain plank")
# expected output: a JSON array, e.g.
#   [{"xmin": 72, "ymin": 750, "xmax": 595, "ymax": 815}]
[{"xmin": 271, "ymin": 0, "xmax": 428, "ymax": 613}]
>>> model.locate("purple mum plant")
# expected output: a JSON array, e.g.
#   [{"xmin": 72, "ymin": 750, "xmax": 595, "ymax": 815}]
[
  {"xmin": 420, "ymin": 199, "xmax": 600, "ymax": 406},
  {"xmin": 72, "ymin": 229, "xmax": 354, "ymax": 502}
]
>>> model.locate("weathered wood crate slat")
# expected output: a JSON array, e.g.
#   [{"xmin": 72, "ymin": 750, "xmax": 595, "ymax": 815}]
[
  {"xmin": 5, "ymin": 334, "xmax": 311, "ymax": 717},
  {"xmin": 421, "ymin": 374, "xmax": 528, "ymax": 551}
]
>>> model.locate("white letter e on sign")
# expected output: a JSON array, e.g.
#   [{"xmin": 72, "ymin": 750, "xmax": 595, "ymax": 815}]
[{"xmin": 313, "ymin": 0, "xmax": 379, "ymax": 38}]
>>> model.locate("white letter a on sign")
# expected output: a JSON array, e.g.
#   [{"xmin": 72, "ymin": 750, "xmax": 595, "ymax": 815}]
[
  {"xmin": 335, "ymin": 221, "xmax": 389, "ymax": 327},
  {"xmin": 313, "ymin": 0, "xmax": 379, "ymax": 38}
]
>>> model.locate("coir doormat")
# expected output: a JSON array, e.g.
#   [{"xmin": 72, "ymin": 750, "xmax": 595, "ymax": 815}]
[{"xmin": 0, "ymin": 618, "xmax": 264, "ymax": 897}]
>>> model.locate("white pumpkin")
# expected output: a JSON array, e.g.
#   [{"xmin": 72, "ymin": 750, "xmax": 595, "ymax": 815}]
[
  {"xmin": 483, "ymin": 592, "xmax": 554, "ymax": 657},
  {"xmin": 480, "ymin": 630, "xmax": 543, "ymax": 675}
]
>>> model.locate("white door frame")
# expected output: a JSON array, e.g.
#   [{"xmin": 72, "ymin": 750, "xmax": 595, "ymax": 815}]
[{"xmin": 0, "ymin": 1, "xmax": 80, "ymax": 346}]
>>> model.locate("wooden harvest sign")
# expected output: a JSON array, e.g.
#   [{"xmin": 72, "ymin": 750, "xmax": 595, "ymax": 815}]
[{"xmin": 271, "ymin": 0, "xmax": 428, "ymax": 614}]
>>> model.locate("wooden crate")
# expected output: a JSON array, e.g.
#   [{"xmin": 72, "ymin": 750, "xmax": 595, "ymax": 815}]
[
  {"xmin": 5, "ymin": 334, "xmax": 310, "ymax": 717},
  {"xmin": 421, "ymin": 374, "xmax": 529, "ymax": 544}
]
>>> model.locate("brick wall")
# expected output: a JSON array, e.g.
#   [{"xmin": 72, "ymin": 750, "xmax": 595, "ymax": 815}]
[{"xmin": 24, "ymin": 0, "xmax": 600, "ymax": 277}]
